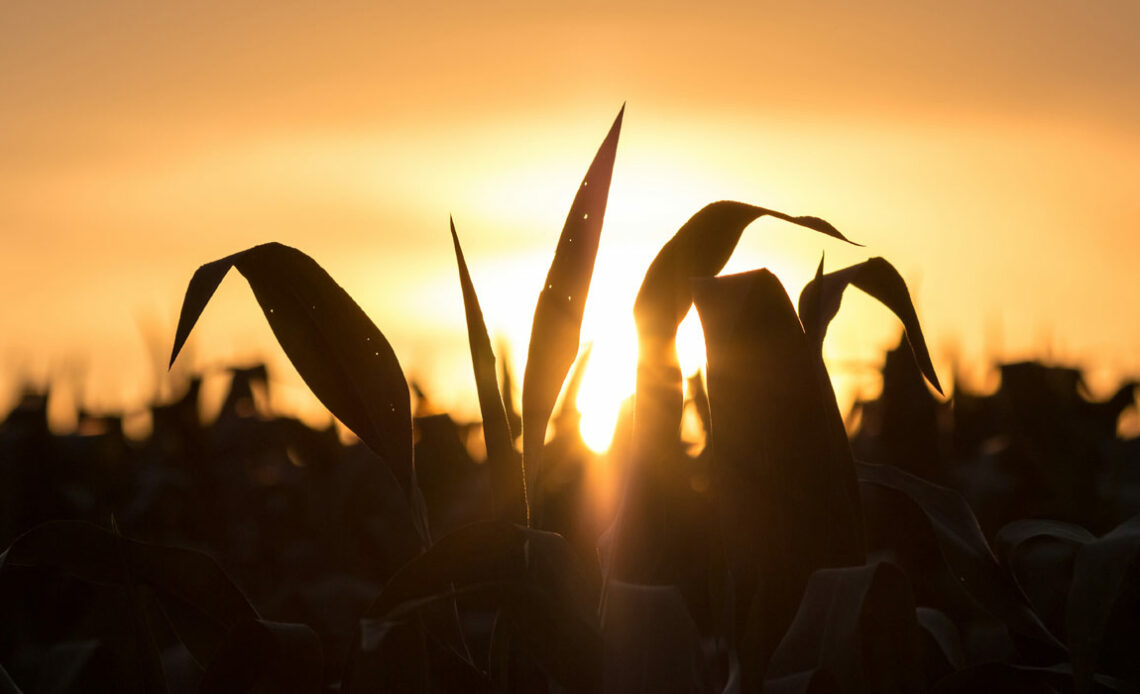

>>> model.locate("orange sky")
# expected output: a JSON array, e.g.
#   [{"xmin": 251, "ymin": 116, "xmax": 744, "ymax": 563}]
[{"xmin": 2, "ymin": 1, "xmax": 1138, "ymax": 443}]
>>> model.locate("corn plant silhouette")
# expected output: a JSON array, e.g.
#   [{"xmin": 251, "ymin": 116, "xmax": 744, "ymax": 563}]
[{"xmin": 4, "ymin": 106, "xmax": 1140, "ymax": 693}]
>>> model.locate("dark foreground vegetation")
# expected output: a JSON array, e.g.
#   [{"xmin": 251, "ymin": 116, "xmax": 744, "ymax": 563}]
[{"xmin": 2, "ymin": 109, "xmax": 1138, "ymax": 693}]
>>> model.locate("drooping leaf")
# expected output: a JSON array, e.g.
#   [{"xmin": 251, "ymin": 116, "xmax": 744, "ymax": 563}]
[
  {"xmin": 168, "ymin": 242, "xmax": 426, "ymax": 541},
  {"xmin": 855, "ymin": 463, "xmax": 1065, "ymax": 652},
  {"xmin": 994, "ymin": 519, "xmax": 1094, "ymax": 640},
  {"xmin": 692, "ymin": 269, "xmax": 866, "ymax": 689},
  {"xmin": 450, "ymin": 217, "xmax": 524, "ymax": 523},
  {"xmin": 1066, "ymin": 513, "xmax": 1140, "ymax": 694},
  {"xmin": 632, "ymin": 202, "xmax": 858, "ymax": 446},
  {"xmin": 798, "ymin": 256, "xmax": 942, "ymax": 394},
  {"xmin": 636, "ymin": 202, "xmax": 856, "ymax": 343},
  {"xmin": 198, "ymin": 619, "xmax": 324, "ymax": 694},
  {"xmin": 763, "ymin": 562, "xmax": 924, "ymax": 694},
  {"xmin": 610, "ymin": 204, "xmax": 857, "ymax": 590},
  {"xmin": 522, "ymin": 106, "xmax": 623, "ymax": 525},
  {"xmin": 915, "ymin": 607, "xmax": 965, "ymax": 685},
  {"xmin": 0, "ymin": 521, "xmax": 256, "ymax": 668}
]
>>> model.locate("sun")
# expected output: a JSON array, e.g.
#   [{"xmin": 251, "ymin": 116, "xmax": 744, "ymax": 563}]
[{"xmin": 574, "ymin": 302, "xmax": 708, "ymax": 453}]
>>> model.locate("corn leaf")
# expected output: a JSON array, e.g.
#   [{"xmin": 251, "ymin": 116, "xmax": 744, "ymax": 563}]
[
  {"xmin": 522, "ymin": 106, "xmax": 623, "ymax": 524},
  {"xmin": 763, "ymin": 562, "xmax": 924, "ymax": 694},
  {"xmin": 167, "ymin": 242, "xmax": 426, "ymax": 542},
  {"xmin": 0, "ymin": 521, "xmax": 257, "ymax": 668},
  {"xmin": 450, "ymin": 218, "xmax": 524, "ymax": 523},
  {"xmin": 993, "ymin": 519, "xmax": 1093, "ymax": 645},
  {"xmin": 1066, "ymin": 513, "xmax": 1140, "ymax": 694},
  {"xmin": 609, "ymin": 204, "xmax": 857, "ymax": 589},
  {"xmin": 798, "ymin": 256, "xmax": 942, "ymax": 394},
  {"xmin": 361, "ymin": 521, "xmax": 601, "ymax": 691},
  {"xmin": 636, "ymin": 201, "xmax": 855, "ymax": 342},
  {"xmin": 633, "ymin": 202, "xmax": 857, "ymax": 443},
  {"xmin": 855, "ymin": 463, "xmax": 1065, "ymax": 652},
  {"xmin": 692, "ymin": 269, "xmax": 866, "ymax": 688}
]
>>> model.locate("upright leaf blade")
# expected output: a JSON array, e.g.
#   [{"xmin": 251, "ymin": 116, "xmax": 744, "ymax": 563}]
[
  {"xmin": 798, "ymin": 256, "xmax": 942, "ymax": 394},
  {"xmin": 168, "ymin": 242, "xmax": 425, "ymax": 541},
  {"xmin": 450, "ymin": 218, "xmax": 524, "ymax": 523},
  {"xmin": 692, "ymin": 269, "xmax": 866, "ymax": 688},
  {"xmin": 522, "ymin": 106, "xmax": 623, "ymax": 524}
]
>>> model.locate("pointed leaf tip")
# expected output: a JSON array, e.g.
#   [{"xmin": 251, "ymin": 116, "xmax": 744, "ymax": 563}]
[
  {"xmin": 167, "ymin": 243, "xmax": 426, "ymax": 541},
  {"xmin": 451, "ymin": 218, "xmax": 524, "ymax": 522},
  {"xmin": 522, "ymin": 110, "xmax": 623, "ymax": 513},
  {"xmin": 798, "ymin": 256, "xmax": 942, "ymax": 395}
]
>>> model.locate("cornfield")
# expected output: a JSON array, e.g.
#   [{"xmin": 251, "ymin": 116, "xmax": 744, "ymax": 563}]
[{"xmin": 2, "ymin": 108, "xmax": 1138, "ymax": 693}]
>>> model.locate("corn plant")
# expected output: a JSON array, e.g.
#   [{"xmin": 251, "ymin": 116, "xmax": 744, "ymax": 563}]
[{"xmin": 3, "ymin": 107, "xmax": 1138, "ymax": 693}]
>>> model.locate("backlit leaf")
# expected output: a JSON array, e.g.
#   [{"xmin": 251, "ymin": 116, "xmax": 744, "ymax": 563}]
[
  {"xmin": 693, "ymin": 269, "xmax": 865, "ymax": 688},
  {"xmin": 168, "ymin": 242, "xmax": 426, "ymax": 541},
  {"xmin": 450, "ymin": 218, "xmax": 524, "ymax": 523},
  {"xmin": 522, "ymin": 106, "xmax": 623, "ymax": 525},
  {"xmin": 798, "ymin": 256, "xmax": 942, "ymax": 394}
]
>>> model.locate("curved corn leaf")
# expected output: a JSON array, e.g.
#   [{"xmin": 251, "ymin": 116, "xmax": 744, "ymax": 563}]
[
  {"xmin": 635, "ymin": 201, "xmax": 856, "ymax": 342},
  {"xmin": 995, "ymin": 519, "xmax": 1097, "ymax": 556},
  {"xmin": 763, "ymin": 562, "xmax": 924, "ymax": 694},
  {"xmin": 692, "ymin": 270, "xmax": 865, "ymax": 688},
  {"xmin": 450, "ymin": 218, "xmax": 524, "ymax": 523},
  {"xmin": 167, "ymin": 242, "xmax": 425, "ymax": 541},
  {"xmin": 198, "ymin": 619, "xmax": 324, "ymax": 694},
  {"xmin": 993, "ymin": 519, "xmax": 1093, "ymax": 645},
  {"xmin": 0, "ymin": 521, "xmax": 256, "ymax": 668},
  {"xmin": 522, "ymin": 106, "xmax": 623, "ymax": 524},
  {"xmin": 631, "ymin": 202, "xmax": 857, "ymax": 445},
  {"xmin": 916, "ymin": 607, "xmax": 965, "ymax": 676},
  {"xmin": 798, "ymin": 256, "xmax": 942, "ymax": 394},
  {"xmin": 855, "ymin": 463, "xmax": 1065, "ymax": 652},
  {"xmin": 1066, "ymin": 513, "xmax": 1140, "ymax": 694}
]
